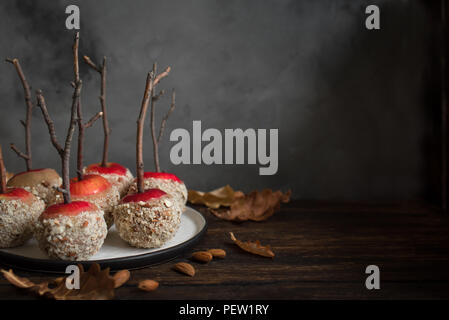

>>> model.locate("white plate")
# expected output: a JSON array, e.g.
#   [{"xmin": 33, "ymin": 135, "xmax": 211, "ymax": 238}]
[{"xmin": 0, "ymin": 206, "xmax": 207, "ymax": 272}]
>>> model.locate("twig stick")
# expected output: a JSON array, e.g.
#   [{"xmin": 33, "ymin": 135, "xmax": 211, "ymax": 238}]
[
  {"xmin": 150, "ymin": 64, "xmax": 159, "ymax": 173},
  {"xmin": 76, "ymin": 100, "xmax": 85, "ymax": 181},
  {"xmin": 36, "ymin": 91, "xmax": 64, "ymax": 155},
  {"xmin": 37, "ymin": 32, "xmax": 83, "ymax": 203},
  {"xmin": 153, "ymin": 90, "xmax": 165, "ymax": 102},
  {"xmin": 73, "ymin": 33, "xmax": 85, "ymax": 181},
  {"xmin": 158, "ymin": 90, "xmax": 176, "ymax": 143},
  {"xmin": 10, "ymin": 143, "xmax": 30, "ymax": 160},
  {"xmin": 6, "ymin": 58, "xmax": 33, "ymax": 170},
  {"xmin": 52, "ymin": 186, "xmax": 68, "ymax": 194},
  {"xmin": 82, "ymin": 55, "xmax": 101, "ymax": 73},
  {"xmin": 149, "ymin": 64, "xmax": 172, "ymax": 172},
  {"xmin": 84, "ymin": 112, "xmax": 103, "ymax": 128},
  {"xmin": 0, "ymin": 145, "xmax": 7, "ymax": 193},
  {"xmin": 74, "ymin": 41, "xmax": 103, "ymax": 180},
  {"xmin": 137, "ymin": 72, "xmax": 154, "ymax": 193},
  {"xmin": 83, "ymin": 56, "xmax": 110, "ymax": 167},
  {"xmin": 63, "ymin": 79, "xmax": 82, "ymax": 203}
]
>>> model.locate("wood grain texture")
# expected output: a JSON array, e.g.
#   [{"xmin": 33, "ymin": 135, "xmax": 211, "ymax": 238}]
[{"xmin": 1, "ymin": 201, "xmax": 449, "ymax": 299}]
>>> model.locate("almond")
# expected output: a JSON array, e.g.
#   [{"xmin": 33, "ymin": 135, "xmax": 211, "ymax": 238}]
[
  {"xmin": 138, "ymin": 279, "xmax": 159, "ymax": 291},
  {"xmin": 207, "ymin": 249, "xmax": 226, "ymax": 259},
  {"xmin": 174, "ymin": 262, "xmax": 195, "ymax": 277},
  {"xmin": 112, "ymin": 269, "xmax": 130, "ymax": 288},
  {"xmin": 192, "ymin": 251, "xmax": 213, "ymax": 263}
]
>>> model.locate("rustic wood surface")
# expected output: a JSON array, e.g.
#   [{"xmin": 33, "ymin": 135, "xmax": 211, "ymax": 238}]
[{"xmin": 1, "ymin": 201, "xmax": 449, "ymax": 299}]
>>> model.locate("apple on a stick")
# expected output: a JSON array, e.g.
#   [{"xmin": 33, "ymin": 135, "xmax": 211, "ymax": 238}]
[
  {"xmin": 0, "ymin": 144, "xmax": 45, "ymax": 248},
  {"xmin": 5, "ymin": 58, "xmax": 62, "ymax": 203},
  {"xmin": 34, "ymin": 32, "xmax": 107, "ymax": 260}
]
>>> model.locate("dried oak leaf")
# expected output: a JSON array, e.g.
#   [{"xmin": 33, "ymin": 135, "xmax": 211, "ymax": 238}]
[
  {"xmin": 1, "ymin": 263, "xmax": 129, "ymax": 300},
  {"xmin": 211, "ymin": 189, "xmax": 291, "ymax": 222},
  {"xmin": 230, "ymin": 232, "xmax": 275, "ymax": 258},
  {"xmin": 188, "ymin": 185, "xmax": 244, "ymax": 209}
]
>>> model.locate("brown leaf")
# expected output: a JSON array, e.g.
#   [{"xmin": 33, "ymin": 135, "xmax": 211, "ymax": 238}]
[
  {"xmin": 230, "ymin": 232, "xmax": 275, "ymax": 258},
  {"xmin": 0, "ymin": 269, "xmax": 35, "ymax": 288},
  {"xmin": 211, "ymin": 189, "xmax": 291, "ymax": 222},
  {"xmin": 188, "ymin": 185, "xmax": 240, "ymax": 209},
  {"xmin": 1, "ymin": 263, "xmax": 120, "ymax": 300}
]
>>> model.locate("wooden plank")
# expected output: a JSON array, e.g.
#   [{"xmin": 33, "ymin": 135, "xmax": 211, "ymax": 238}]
[{"xmin": 1, "ymin": 201, "xmax": 449, "ymax": 299}]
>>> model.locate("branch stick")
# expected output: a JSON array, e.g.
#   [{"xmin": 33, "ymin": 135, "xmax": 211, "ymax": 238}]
[
  {"xmin": 10, "ymin": 143, "xmax": 30, "ymax": 160},
  {"xmin": 36, "ymin": 91, "xmax": 64, "ymax": 155},
  {"xmin": 150, "ymin": 64, "xmax": 160, "ymax": 173},
  {"xmin": 76, "ymin": 100, "xmax": 85, "ymax": 180},
  {"xmin": 53, "ymin": 186, "xmax": 68, "ymax": 194},
  {"xmin": 73, "ymin": 33, "xmax": 85, "ymax": 181},
  {"xmin": 150, "ymin": 64, "xmax": 172, "ymax": 172},
  {"xmin": 0, "ymin": 145, "xmax": 7, "ymax": 193},
  {"xmin": 82, "ymin": 55, "xmax": 101, "ymax": 73},
  {"xmin": 63, "ymin": 80, "xmax": 82, "ymax": 203},
  {"xmin": 100, "ymin": 57, "xmax": 109, "ymax": 166},
  {"xmin": 37, "ymin": 32, "xmax": 83, "ymax": 203},
  {"xmin": 137, "ymin": 72, "xmax": 154, "ymax": 193},
  {"xmin": 6, "ymin": 58, "xmax": 33, "ymax": 170},
  {"xmin": 158, "ymin": 90, "xmax": 176, "ymax": 143},
  {"xmin": 84, "ymin": 112, "xmax": 103, "ymax": 128},
  {"xmin": 83, "ymin": 56, "xmax": 110, "ymax": 167},
  {"xmin": 153, "ymin": 90, "xmax": 165, "ymax": 102}
]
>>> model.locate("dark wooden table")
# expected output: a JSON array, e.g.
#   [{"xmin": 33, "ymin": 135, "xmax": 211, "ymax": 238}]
[{"xmin": 1, "ymin": 201, "xmax": 449, "ymax": 299}]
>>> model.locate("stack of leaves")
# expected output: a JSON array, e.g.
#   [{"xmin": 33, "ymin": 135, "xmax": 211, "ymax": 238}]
[
  {"xmin": 0, "ymin": 263, "xmax": 129, "ymax": 300},
  {"xmin": 188, "ymin": 185, "xmax": 291, "ymax": 222}
]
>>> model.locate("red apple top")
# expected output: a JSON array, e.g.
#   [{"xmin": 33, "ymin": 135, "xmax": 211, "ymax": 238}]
[
  {"xmin": 41, "ymin": 201, "xmax": 98, "ymax": 219},
  {"xmin": 7, "ymin": 168, "xmax": 61, "ymax": 188},
  {"xmin": 0, "ymin": 187, "xmax": 35, "ymax": 204},
  {"xmin": 70, "ymin": 174, "xmax": 112, "ymax": 196},
  {"xmin": 85, "ymin": 162, "xmax": 128, "ymax": 176},
  {"xmin": 143, "ymin": 172, "xmax": 182, "ymax": 183},
  {"xmin": 121, "ymin": 188, "xmax": 167, "ymax": 204}
]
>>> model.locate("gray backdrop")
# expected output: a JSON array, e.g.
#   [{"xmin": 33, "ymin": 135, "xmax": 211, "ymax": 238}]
[{"xmin": 0, "ymin": 0, "xmax": 440, "ymax": 202}]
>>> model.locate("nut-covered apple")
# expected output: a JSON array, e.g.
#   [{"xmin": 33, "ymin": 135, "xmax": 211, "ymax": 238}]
[
  {"xmin": 83, "ymin": 162, "xmax": 133, "ymax": 197},
  {"xmin": 34, "ymin": 201, "xmax": 107, "ymax": 260},
  {"xmin": 113, "ymin": 189, "xmax": 182, "ymax": 248},
  {"xmin": 48, "ymin": 174, "xmax": 120, "ymax": 228},
  {"xmin": 0, "ymin": 146, "xmax": 45, "ymax": 248},
  {"xmin": 127, "ymin": 172, "xmax": 187, "ymax": 211},
  {"xmin": 7, "ymin": 168, "xmax": 62, "ymax": 204}
]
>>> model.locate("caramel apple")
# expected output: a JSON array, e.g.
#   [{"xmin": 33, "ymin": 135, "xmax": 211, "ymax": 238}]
[
  {"xmin": 34, "ymin": 201, "xmax": 107, "ymax": 260},
  {"xmin": 5, "ymin": 57, "xmax": 62, "ymax": 204},
  {"xmin": 7, "ymin": 168, "xmax": 62, "ymax": 204},
  {"xmin": 82, "ymin": 55, "xmax": 134, "ymax": 196},
  {"xmin": 48, "ymin": 174, "xmax": 119, "ymax": 228},
  {"xmin": 0, "ymin": 145, "xmax": 45, "ymax": 248},
  {"xmin": 127, "ymin": 172, "xmax": 187, "ymax": 211},
  {"xmin": 84, "ymin": 162, "xmax": 133, "ymax": 197},
  {"xmin": 113, "ymin": 188, "xmax": 181, "ymax": 248}
]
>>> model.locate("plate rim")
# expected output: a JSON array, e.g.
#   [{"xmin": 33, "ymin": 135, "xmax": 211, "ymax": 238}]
[{"xmin": 0, "ymin": 206, "xmax": 207, "ymax": 273}]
